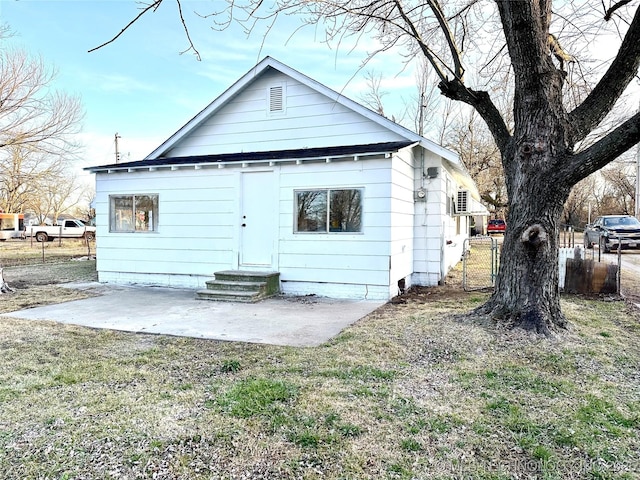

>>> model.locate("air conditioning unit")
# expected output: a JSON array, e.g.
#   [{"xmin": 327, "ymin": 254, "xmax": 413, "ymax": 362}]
[{"xmin": 456, "ymin": 190, "xmax": 470, "ymax": 214}]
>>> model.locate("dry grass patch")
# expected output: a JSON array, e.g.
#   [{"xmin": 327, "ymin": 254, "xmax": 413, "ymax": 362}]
[
  {"xmin": 0, "ymin": 238, "xmax": 94, "ymax": 266},
  {"xmin": 0, "ymin": 260, "xmax": 98, "ymax": 313},
  {"xmin": 0, "ymin": 261, "xmax": 639, "ymax": 479}
]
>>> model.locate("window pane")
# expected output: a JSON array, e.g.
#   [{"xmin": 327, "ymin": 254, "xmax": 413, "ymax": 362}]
[
  {"xmin": 296, "ymin": 191, "xmax": 327, "ymax": 232},
  {"xmin": 134, "ymin": 195, "xmax": 157, "ymax": 231},
  {"xmin": 111, "ymin": 196, "xmax": 133, "ymax": 231},
  {"xmin": 330, "ymin": 189, "xmax": 362, "ymax": 232},
  {"xmin": 110, "ymin": 195, "xmax": 158, "ymax": 232},
  {"xmin": 1, "ymin": 216, "xmax": 15, "ymax": 231}
]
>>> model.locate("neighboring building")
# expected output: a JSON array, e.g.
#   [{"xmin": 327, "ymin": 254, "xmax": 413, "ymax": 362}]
[
  {"xmin": 85, "ymin": 57, "xmax": 487, "ymax": 300},
  {"xmin": 0, "ymin": 213, "xmax": 24, "ymax": 240}
]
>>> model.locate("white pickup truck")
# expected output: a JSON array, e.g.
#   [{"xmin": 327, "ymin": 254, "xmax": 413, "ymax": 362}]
[{"xmin": 25, "ymin": 219, "xmax": 96, "ymax": 242}]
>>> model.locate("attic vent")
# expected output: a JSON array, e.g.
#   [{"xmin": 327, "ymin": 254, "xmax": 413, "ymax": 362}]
[
  {"xmin": 457, "ymin": 190, "xmax": 470, "ymax": 213},
  {"xmin": 269, "ymin": 85, "xmax": 284, "ymax": 112}
]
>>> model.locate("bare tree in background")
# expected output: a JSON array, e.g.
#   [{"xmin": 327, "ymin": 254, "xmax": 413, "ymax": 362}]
[
  {"xmin": 28, "ymin": 171, "xmax": 85, "ymax": 225},
  {"xmin": 0, "ymin": 44, "xmax": 83, "ymax": 154},
  {"xmin": 0, "ymin": 144, "xmax": 67, "ymax": 214},
  {"xmin": 358, "ymin": 63, "xmax": 508, "ymax": 223},
  {"xmin": 359, "ymin": 71, "xmax": 389, "ymax": 118},
  {"xmin": 562, "ymin": 176, "xmax": 596, "ymax": 228},
  {"xmin": 600, "ymin": 158, "xmax": 636, "ymax": 214},
  {"xmin": 0, "ymin": 26, "xmax": 84, "ymax": 292},
  {"xmin": 94, "ymin": 0, "xmax": 640, "ymax": 334},
  {"xmin": 76, "ymin": 189, "xmax": 97, "ymax": 224},
  {"xmin": 411, "ymin": 59, "xmax": 458, "ymax": 143},
  {"xmin": 360, "ymin": 58, "xmax": 457, "ymax": 141},
  {"xmin": 449, "ymin": 110, "xmax": 507, "ymax": 219}
]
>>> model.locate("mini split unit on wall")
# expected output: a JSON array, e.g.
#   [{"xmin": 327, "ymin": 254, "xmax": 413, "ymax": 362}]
[{"xmin": 456, "ymin": 190, "xmax": 470, "ymax": 213}]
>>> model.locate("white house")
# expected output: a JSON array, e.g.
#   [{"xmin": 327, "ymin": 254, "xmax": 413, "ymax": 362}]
[{"xmin": 86, "ymin": 57, "xmax": 487, "ymax": 300}]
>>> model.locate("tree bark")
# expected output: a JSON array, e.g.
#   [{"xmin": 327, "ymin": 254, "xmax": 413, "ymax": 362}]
[{"xmin": 476, "ymin": 174, "xmax": 570, "ymax": 335}]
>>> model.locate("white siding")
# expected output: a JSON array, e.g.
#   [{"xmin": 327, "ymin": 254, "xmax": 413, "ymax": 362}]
[
  {"xmin": 164, "ymin": 69, "xmax": 407, "ymax": 157},
  {"xmin": 277, "ymin": 157, "xmax": 393, "ymax": 299},
  {"xmin": 388, "ymin": 149, "xmax": 416, "ymax": 296},
  {"xmin": 94, "ymin": 151, "xmax": 469, "ymax": 298},
  {"xmin": 410, "ymin": 150, "xmax": 470, "ymax": 287},
  {"xmin": 95, "ymin": 157, "xmax": 397, "ymax": 299},
  {"xmin": 95, "ymin": 147, "xmax": 469, "ymax": 298},
  {"xmin": 94, "ymin": 168, "xmax": 241, "ymax": 285},
  {"xmin": 412, "ymin": 147, "xmax": 444, "ymax": 286}
]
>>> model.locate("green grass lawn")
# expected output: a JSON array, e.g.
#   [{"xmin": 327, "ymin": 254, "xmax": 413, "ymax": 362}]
[{"xmin": 0, "ymin": 262, "xmax": 639, "ymax": 479}]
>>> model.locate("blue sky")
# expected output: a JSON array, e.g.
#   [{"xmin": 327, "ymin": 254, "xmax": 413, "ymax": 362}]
[{"xmin": 1, "ymin": 0, "xmax": 419, "ymax": 174}]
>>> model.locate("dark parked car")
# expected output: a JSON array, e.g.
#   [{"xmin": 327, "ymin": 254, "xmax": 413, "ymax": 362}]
[
  {"xmin": 487, "ymin": 219, "xmax": 506, "ymax": 235},
  {"xmin": 584, "ymin": 215, "xmax": 640, "ymax": 253}
]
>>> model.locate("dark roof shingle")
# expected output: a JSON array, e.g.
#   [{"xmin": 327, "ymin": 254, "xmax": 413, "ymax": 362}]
[{"xmin": 85, "ymin": 141, "xmax": 415, "ymax": 172}]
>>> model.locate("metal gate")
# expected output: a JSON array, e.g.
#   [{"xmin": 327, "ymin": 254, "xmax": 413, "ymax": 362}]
[{"xmin": 462, "ymin": 236, "xmax": 499, "ymax": 291}]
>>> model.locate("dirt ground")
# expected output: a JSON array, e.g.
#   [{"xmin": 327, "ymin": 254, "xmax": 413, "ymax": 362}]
[{"xmin": 0, "ymin": 257, "xmax": 98, "ymax": 315}]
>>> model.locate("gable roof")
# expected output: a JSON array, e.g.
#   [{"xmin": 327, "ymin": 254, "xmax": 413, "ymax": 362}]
[
  {"xmin": 85, "ymin": 57, "xmax": 483, "ymax": 202},
  {"xmin": 145, "ymin": 56, "xmax": 459, "ymax": 164}
]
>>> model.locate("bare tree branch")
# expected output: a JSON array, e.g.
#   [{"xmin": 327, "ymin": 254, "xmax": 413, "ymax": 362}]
[
  {"xmin": 88, "ymin": 0, "xmax": 163, "ymax": 53},
  {"xmin": 391, "ymin": 0, "xmax": 449, "ymax": 84},
  {"xmin": 564, "ymin": 109, "xmax": 640, "ymax": 184},
  {"xmin": 605, "ymin": 0, "xmax": 633, "ymax": 21},
  {"xmin": 568, "ymin": 5, "xmax": 640, "ymax": 142},
  {"xmin": 426, "ymin": 0, "xmax": 464, "ymax": 80},
  {"xmin": 176, "ymin": 0, "xmax": 201, "ymax": 60}
]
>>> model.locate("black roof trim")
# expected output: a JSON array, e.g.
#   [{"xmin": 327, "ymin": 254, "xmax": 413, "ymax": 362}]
[{"xmin": 85, "ymin": 141, "xmax": 415, "ymax": 171}]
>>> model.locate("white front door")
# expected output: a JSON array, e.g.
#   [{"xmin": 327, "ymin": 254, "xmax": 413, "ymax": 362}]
[{"xmin": 240, "ymin": 171, "xmax": 275, "ymax": 267}]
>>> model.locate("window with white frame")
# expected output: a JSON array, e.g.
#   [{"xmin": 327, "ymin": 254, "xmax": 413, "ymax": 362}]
[
  {"xmin": 109, "ymin": 194, "xmax": 158, "ymax": 232},
  {"xmin": 295, "ymin": 188, "xmax": 362, "ymax": 233}
]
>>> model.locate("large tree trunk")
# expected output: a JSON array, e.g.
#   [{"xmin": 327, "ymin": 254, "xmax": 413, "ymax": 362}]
[
  {"xmin": 475, "ymin": 75, "xmax": 573, "ymax": 335},
  {"xmin": 470, "ymin": 0, "xmax": 576, "ymax": 335},
  {"xmin": 476, "ymin": 170, "xmax": 570, "ymax": 335}
]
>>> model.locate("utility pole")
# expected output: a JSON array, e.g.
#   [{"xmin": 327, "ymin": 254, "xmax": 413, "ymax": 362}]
[
  {"xmin": 636, "ymin": 138, "xmax": 639, "ymax": 219},
  {"xmin": 115, "ymin": 132, "xmax": 121, "ymax": 164},
  {"xmin": 418, "ymin": 92, "xmax": 425, "ymax": 137},
  {"xmin": 635, "ymin": 101, "xmax": 640, "ymax": 219}
]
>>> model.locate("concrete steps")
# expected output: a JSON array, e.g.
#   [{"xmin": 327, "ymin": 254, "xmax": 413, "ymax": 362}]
[{"xmin": 196, "ymin": 270, "xmax": 280, "ymax": 303}]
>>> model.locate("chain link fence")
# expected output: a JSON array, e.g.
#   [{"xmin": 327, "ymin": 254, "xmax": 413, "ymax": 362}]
[
  {"xmin": 461, "ymin": 234, "xmax": 638, "ymax": 296},
  {"xmin": 462, "ymin": 236, "xmax": 499, "ymax": 291}
]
